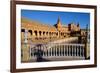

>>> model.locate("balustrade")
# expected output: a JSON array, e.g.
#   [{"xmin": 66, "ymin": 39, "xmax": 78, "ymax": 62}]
[{"xmin": 30, "ymin": 43, "xmax": 85, "ymax": 59}]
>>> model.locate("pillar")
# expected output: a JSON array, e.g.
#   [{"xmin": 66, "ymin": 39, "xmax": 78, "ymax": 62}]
[
  {"xmin": 29, "ymin": 45, "xmax": 32, "ymax": 59},
  {"xmin": 79, "ymin": 46, "xmax": 81, "ymax": 56},
  {"xmin": 60, "ymin": 45, "xmax": 62, "ymax": 56},
  {"xmin": 54, "ymin": 47, "xmax": 56, "ymax": 56},
  {"xmin": 62, "ymin": 45, "xmax": 64, "ymax": 56},
  {"xmin": 66, "ymin": 45, "xmax": 68, "ymax": 56},
  {"xmin": 68, "ymin": 46, "xmax": 69, "ymax": 56},
  {"xmin": 74, "ymin": 46, "xmax": 77, "ymax": 56},
  {"xmin": 82, "ymin": 46, "xmax": 84, "ymax": 57},
  {"xmin": 69, "ymin": 46, "xmax": 71, "ymax": 56},
  {"xmin": 52, "ymin": 47, "xmax": 54, "ymax": 56},
  {"xmin": 72, "ymin": 46, "xmax": 73, "ymax": 56},
  {"xmin": 56, "ymin": 46, "xmax": 58, "ymax": 56},
  {"xmin": 63, "ymin": 45, "xmax": 65, "ymax": 56},
  {"xmin": 48, "ymin": 49, "xmax": 50, "ymax": 56},
  {"xmin": 77, "ymin": 46, "xmax": 79, "ymax": 56}
]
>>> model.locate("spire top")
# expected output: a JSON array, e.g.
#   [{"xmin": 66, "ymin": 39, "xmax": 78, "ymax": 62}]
[{"xmin": 57, "ymin": 16, "xmax": 61, "ymax": 24}]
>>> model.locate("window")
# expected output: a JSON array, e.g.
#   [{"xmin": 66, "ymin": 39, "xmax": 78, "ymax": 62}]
[
  {"xmin": 28, "ymin": 30, "xmax": 32, "ymax": 35},
  {"xmin": 34, "ymin": 30, "xmax": 37, "ymax": 36},
  {"xmin": 56, "ymin": 32, "xmax": 58, "ymax": 36},
  {"xmin": 43, "ymin": 31, "xmax": 45, "ymax": 35},
  {"xmin": 49, "ymin": 32, "xmax": 51, "ymax": 35},
  {"xmin": 39, "ymin": 31, "xmax": 41, "ymax": 36},
  {"xmin": 46, "ymin": 32, "xmax": 48, "ymax": 35}
]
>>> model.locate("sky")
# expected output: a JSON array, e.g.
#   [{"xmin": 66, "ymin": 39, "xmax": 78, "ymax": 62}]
[{"xmin": 21, "ymin": 9, "xmax": 90, "ymax": 29}]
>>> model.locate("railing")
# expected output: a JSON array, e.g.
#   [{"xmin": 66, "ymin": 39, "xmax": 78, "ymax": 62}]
[{"xmin": 30, "ymin": 43, "xmax": 85, "ymax": 59}]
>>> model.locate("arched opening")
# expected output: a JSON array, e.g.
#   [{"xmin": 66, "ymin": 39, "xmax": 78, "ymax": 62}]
[
  {"xmin": 34, "ymin": 30, "xmax": 37, "ymax": 36},
  {"xmin": 21, "ymin": 29, "xmax": 25, "ymax": 32},
  {"xmin": 28, "ymin": 30, "xmax": 32, "ymax": 35},
  {"xmin": 49, "ymin": 32, "xmax": 51, "ymax": 36},
  {"xmin": 46, "ymin": 32, "xmax": 48, "ymax": 35},
  {"xmin": 43, "ymin": 31, "xmax": 45, "ymax": 35},
  {"xmin": 39, "ymin": 31, "xmax": 42, "ymax": 36},
  {"xmin": 56, "ymin": 32, "xmax": 58, "ymax": 36}
]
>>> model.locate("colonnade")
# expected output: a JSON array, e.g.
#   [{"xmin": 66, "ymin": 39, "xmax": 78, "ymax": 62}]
[{"xmin": 21, "ymin": 29, "xmax": 70, "ymax": 40}]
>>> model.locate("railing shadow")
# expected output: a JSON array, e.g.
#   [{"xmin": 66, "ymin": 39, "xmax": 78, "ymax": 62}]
[{"xmin": 34, "ymin": 44, "xmax": 50, "ymax": 62}]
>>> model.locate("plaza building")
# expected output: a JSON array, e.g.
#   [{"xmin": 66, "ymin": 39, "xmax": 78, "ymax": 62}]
[
  {"xmin": 21, "ymin": 17, "xmax": 88, "ymax": 62},
  {"xmin": 21, "ymin": 17, "xmax": 80, "ymax": 44}
]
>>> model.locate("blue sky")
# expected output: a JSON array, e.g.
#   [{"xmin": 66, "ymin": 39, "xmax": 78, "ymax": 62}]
[{"xmin": 21, "ymin": 10, "xmax": 90, "ymax": 29}]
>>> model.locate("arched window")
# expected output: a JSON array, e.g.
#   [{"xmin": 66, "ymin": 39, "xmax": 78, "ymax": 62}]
[
  {"xmin": 61, "ymin": 33, "xmax": 62, "ymax": 36},
  {"xmin": 51, "ymin": 32, "xmax": 53, "ymax": 35},
  {"xmin": 49, "ymin": 32, "xmax": 51, "ymax": 36},
  {"xmin": 39, "ymin": 31, "xmax": 41, "ymax": 36},
  {"xmin": 28, "ymin": 30, "xmax": 32, "ymax": 35},
  {"xmin": 46, "ymin": 32, "xmax": 48, "ymax": 35},
  {"xmin": 21, "ymin": 29, "xmax": 25, "ymax": 32},
  {"xmin": 43, "ymin": 31, "xmax": 45, "ymax": 35},
  {"xmin": 56, "ymin": 32, "xmax": 58, "ymax": 36},
  {"xmin": 34, "ymin": 30, "xmax": 37, "ymax": 36}
]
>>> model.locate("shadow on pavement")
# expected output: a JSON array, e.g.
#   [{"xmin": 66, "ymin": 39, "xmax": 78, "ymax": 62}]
[{"xmin": 34, "ymin": 44, "xmax": 50, "ymax": 62}]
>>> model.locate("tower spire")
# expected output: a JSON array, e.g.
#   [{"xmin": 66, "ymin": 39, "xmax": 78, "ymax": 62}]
[
  {"xmin": 57, "ymin": 17, "xmax": 62, "ymax": 27},
  {"xmin": 57, "ymin": 17, "xmax": 61, "ymax": 24}
]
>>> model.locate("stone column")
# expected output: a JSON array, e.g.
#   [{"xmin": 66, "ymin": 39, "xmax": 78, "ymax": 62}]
[
  {"xmin": 72, "ymin": 46, "xmax": 73, "ymax": 56},
  {"xmin": 60, "ymin": 45, "xmax": 62, "ymax": 56},
  {"xmin": 70, "ymin": 46, "xmax": 72, "ymax": 56},
  {"xmin": 66, "ymin": 46, "xmax": 68, "ymax": 56},
  {"xmin": 49, "ymin": 48, "xmax": 51, "ymax": 56},
  {"xmin": 77, "ymin": 47, "xmax": 79, "ymax": 56},
  {"xmin": 80, "ymin": 46, "xmax": 82, "ymax": 57},
  {"xmin": 48, "ymin": 49, "xmax": 50, "ymax": 56},
  {"xmin": 63, "ymin": 45, "xmax": 65, "ymax": 56},
  {"xmin": 60, "ymin": 46, "xmax": 62, "ymax": 56},
  {"xmin": 45, "ymin": 49, "xmax": 47, "ymax": 57},
  {"xmin": 58, "ymin": 46, "xmax": 60, "ymax": 56},
  {"xmin": 54, "ymin": 46, "xmax": 56, "ymax": 56},
  {"xmin": 75, "ymin": 46, "xmax": 76, "ymax": 56},
  {"xmin": 47, "ymin": 49, "xmax": 49, "ymax": 57},
  {"xmin": 56, "ymin": 46, "xmax": 58, "ymax": 56},
  {"xmin": 69, "ymin": 46, "xmax": 71, "ymax": 56},
  {"xmin": 79, "ymin": 46, "xmax": 81, "ymax": 56},
  {"xmin": 82, "ymin": 46, "xmax": 84, "ymax": 57},
  {"xmin": 42, "ymin": 46, "xmax": 44, "ymax": 56},
  {"xmin": 55, "ymin": 46, "xmax": 57, "ymax": 56},
  {"xmin": 52, "ymin": 47, "xmax": 54, "ymax": 56},
  {"xmin": 29, "ymin": 45, "xmax": 32, "ymax": 59},
  {"xmin": 58, "ymin": 45, "xmax": 60, "ymax": 56},
  {"xmin": 62, "ymin": 45, "xmax": 64, "ymax": 56},
  {"xmin": 68, "ymin": 46, "xmax": 69, "ymax": 56}
]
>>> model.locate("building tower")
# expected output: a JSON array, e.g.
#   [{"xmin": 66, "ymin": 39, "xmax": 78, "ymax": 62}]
[
  {"xmin": 56, "ymin": 17, "xmax": 62, "ymax": 29},
  {"xmin": 56, "ymin": 17, "xmax": 62, "ymax": 38}
]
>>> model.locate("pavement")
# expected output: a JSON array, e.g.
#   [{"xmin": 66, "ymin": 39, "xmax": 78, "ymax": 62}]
[{"xmin": 22, "ymin": 56, "xmax": 85, "ymax": 63}]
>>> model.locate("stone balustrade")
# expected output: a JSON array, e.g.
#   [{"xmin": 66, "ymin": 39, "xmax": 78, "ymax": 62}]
[{"xmin": 30, "ymin": 43, "xmax": 85, "ymax": 59}]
